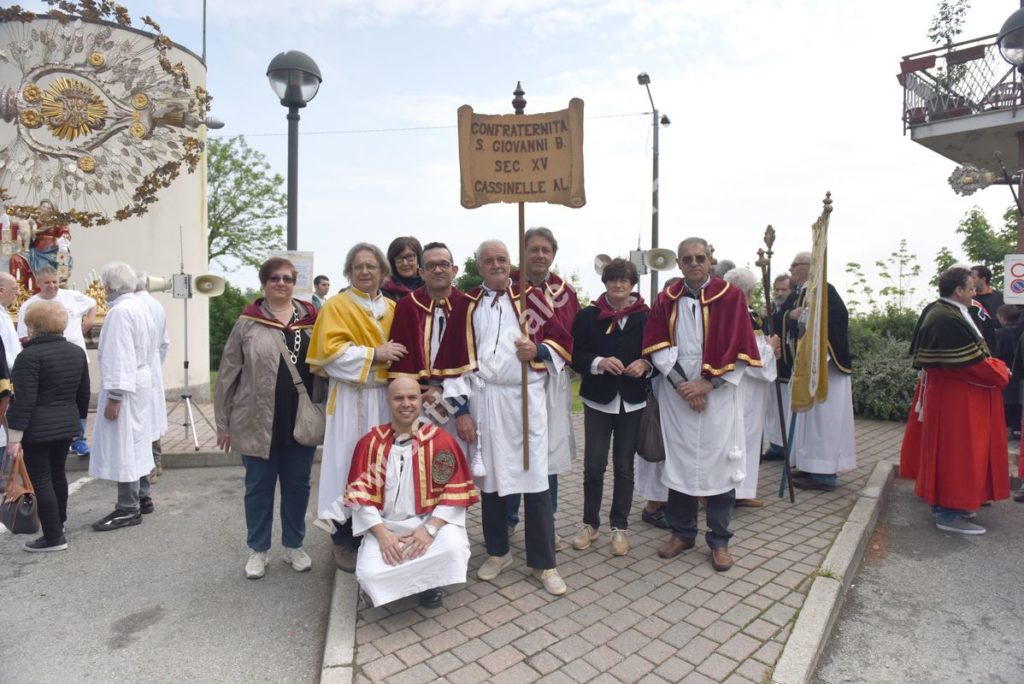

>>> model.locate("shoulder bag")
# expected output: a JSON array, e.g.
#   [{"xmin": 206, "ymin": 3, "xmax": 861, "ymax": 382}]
[
  {"xmin": 273, "ymin": 333, "xmax": 326, "ymax": 447},
  {"xmin": 636, "ymin": 386, "xmax": 665, "ymax": 463},
  {"xmin": 1, "ymin": 450, "xmax": 40, "ymax": 535}
]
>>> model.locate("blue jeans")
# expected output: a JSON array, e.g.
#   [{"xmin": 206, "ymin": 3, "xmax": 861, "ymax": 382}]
[
  {"xmin": 506, "ymin": 474, "xmax": 558, "ymax": 525},
  {"xmin": 242, "ymin": 440, "xmax": 315, "ymax": 552},
  {"xmin": 931, "ymin": 505, "xmax": 967, "ymax": 524}
]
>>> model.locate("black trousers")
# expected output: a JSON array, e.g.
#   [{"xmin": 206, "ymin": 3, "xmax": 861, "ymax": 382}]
[
  {"xmin": 331, "ymin": 519, "xmax": 362, "ymax": 550},
  {"xmin": 22, "ymin": 439, "xmax": 73, "ymax": 542},
  {"xmin": 481, "ymin": 490, "xmax": 555, "ymax": 570},
  {"xmin": 582, "ymin": 405, "xmax": 640, "ymax": 530},
  {"xmin": 666, "ymin": 487, "xmax": 735, "ymax": 549}
]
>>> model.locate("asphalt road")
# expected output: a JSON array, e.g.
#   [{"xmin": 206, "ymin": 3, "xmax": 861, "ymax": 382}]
[
  {"xmin": 815, "ymin": 477, "xmax": 1024, "ymax": 684},
  {"xmin": 0, "ymin": 464, "xmax": 334, "ymax": 683}
]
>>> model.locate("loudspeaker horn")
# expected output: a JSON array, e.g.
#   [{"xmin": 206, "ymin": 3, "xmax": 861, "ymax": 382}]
[
  {"xmin": 645, "ymin": 248, "xmax": 677, "ymax": 272},
  {"xmin": 593, "ymin": 253, "xmax": 612, "ymax": 276},
  {"xmin": 145, "ymin": 275, "xmax": 172, "ymax": 293},
  {"xmin": 194, "ymin": 274, "xmax": 226, "ymax": 297}
]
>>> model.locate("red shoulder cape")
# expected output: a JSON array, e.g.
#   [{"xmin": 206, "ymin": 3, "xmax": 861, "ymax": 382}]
[
  {"xmin": 432, "ymin": 282, "xmax": 573, "ymax": 377},
  {"xmin": 641, "ymin": 276, "xmax": 762, "ymax": 376},
  {"xmin": 388, "ymin": 286, "xmax": 465, "ymax": 380},
  {"xmin": 345, "ymin": 422, "xmax": 479, "ymax": 513}
]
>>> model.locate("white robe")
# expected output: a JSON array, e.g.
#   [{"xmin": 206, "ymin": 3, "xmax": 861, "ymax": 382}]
[
  {"xmin": 352, "ymin": 442, "xmax": 470, "ymax": 606},
  {"xmin": 736, "ymin": 332, "xmax": 777, "ymax": 499},
  {"xmin": 789, "ymin": 363, "xmax": 857, "ymax": 474},
  {"xmin": 17, "ymin": 289, "xmax": 95, "ymax": 353},
  {"xmin": 764, "ymin": 379, "xmax": 791, "ymax": 447},
  {"xmin": 651, "ymin": 296, "xmax": 747, "ymax": 497},
  {"xmin": 544, "ymin": 366, "xmax": 576, "ymax": 475},
  {"xmin": 317, "ymin": 292, "xmax": 390, "ymax": 524},
  {"xmin": 135, "ymin": 290, "xmax": 169, "ymax": 440},
  {"xmin": 89, "ymin": 293, "xmax": 156, "ymax": 482},
  {"xmin": 443, "ymin": 292, "xmax": 555, "ymax": 496},
  {"xmin": 0, "ymin": 310, "xmax": 21, "ymax": 446}
]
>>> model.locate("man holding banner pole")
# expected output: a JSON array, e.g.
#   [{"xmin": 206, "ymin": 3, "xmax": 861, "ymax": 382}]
[{"xmin": 779, "ymin": 235, "xmax": 856, "ymax": 491}]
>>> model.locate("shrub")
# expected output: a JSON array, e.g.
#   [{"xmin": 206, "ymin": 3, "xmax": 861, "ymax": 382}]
[
  {"xmin": 851, "ymin": 335, "xmax": 918, "ymax": 421},
  {"xmin": 209, "ymin": 282, "xmax": 253, "ymax": 370}
]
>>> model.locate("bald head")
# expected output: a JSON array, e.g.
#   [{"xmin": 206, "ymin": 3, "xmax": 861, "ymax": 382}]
[
  {"xmin": 388, "ymin": 376, "xmax": 423, "ymax": 431},
  {"xmin": 0, "ymin": 272, "xmax": 18, "ymax": 307}
]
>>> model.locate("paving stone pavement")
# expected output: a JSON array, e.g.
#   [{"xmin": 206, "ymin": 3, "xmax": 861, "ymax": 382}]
[{"xmin": 352, "ymin": 416, "xmax": 907, "ymax": 684}]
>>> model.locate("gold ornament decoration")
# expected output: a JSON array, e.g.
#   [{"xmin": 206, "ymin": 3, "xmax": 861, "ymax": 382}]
[
  {"xmin": 77, "ymin": 155, "xmax": 96, "ymax": 172},
  {"xmin": 19, "ymin": 110, "xmax": 42, "ymax": 128},
  {"xmin": 129, "ymin": 122, "xmax": 147, "ymax": 138},
  {"xmin": 87, "ymin": 51, "xmax": 105, "ymax": 67},
  {"xmin": 131, "ymin": 92, "xmax": 149, "ymax": 109},
  {"xmin": 40, "ymin": 77, "xmax": 109, "ymax": 142},
  {"xmin": 21, "ymin": 83, "xmax": 41, "ymax": 103}
]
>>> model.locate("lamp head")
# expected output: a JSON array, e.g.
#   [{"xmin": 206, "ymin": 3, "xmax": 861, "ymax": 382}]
[
  {"xmin": 637, "ymin": 72, "xmax": 650, "ymax": 86},
  {"xmin": 267, "ymin": 51, "xmax": 322, "ymax": 108},
  {"xmin": 660, "ymin": 114, "xmax": 671, "ymax": 126},
  {"xmin": 998, "ymin": 8, "xmax": 1024, "ymax": 68}
]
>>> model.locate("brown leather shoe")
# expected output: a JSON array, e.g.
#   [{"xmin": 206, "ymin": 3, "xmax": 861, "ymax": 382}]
[
  {"xmin": 734, "ymin": 498, "xmax": 763, "ymax": 508},
  {"xmin": 710, "ymin": 546, "xmax": 734, "ymax": 571},
  {"xmin": 657, "ymin": 536, "xmax": 695, "ymax": 559}
]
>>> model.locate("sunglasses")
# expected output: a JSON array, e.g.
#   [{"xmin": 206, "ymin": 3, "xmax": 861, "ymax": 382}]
[
  {"xmin": 267, "ymin": 275, "xmax": 295, "ymax": 284},
  {"xmin": 680, "ymin": 255, "xmax": 707, "ymax": 265}
]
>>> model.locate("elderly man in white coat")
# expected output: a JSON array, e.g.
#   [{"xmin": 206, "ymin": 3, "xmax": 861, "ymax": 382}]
[
  {"xmin": 643, "ymin": 238, "xmax": 763, "ymax": 572},
  {"xmin": 90, "ymin": 262, "xmax": 159, "ymax": 531},
  {"xmin": 135, "ymin": 273, "xmax": 170, "ymax": 481},
  {"xmin": 723, "ymin": 268, "xmax": 780, "ymax": 507}
]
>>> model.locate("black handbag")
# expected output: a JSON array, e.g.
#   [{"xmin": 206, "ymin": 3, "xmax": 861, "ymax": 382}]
[
  {"xmin": 636, "ymin": 389, "xmax": 665, "ymax": 463},
  {"xmin": 1, "ymin": 451, "xmax": 40, "ymax": 535}
]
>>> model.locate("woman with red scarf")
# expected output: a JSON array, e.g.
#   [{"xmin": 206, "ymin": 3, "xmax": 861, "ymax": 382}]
[
  {"xmin": 569, "ymin": 258, "xmax": 651, "ymax": 557},
  {"xmin": 381, "ymin": 236, "xmax": 425, "ymax": 302},
  {"xmin": 214, "ymin": 257, "xmax": 320, "ymax": 579}
]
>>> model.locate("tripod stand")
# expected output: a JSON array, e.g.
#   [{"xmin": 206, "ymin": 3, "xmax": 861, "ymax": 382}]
[{"xmin": 166, "ymin": 270, "xmax": 215, "ymax": 451}]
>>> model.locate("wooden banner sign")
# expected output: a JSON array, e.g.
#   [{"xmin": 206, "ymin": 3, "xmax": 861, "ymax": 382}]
[{"xmin": 457, "ymin": 99, "xmax": 585, "ymax": 209}]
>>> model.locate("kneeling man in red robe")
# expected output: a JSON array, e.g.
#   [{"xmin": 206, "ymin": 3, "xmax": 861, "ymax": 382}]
[{"xmin": 900, "ymin": 266, "xmax": 1010, "ymax": 535}]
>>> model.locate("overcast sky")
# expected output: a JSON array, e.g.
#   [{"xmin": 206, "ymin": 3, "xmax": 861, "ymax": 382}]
[{"xmin": 21, "ymin": 0, "xmax": 1022, "ymax": 307}]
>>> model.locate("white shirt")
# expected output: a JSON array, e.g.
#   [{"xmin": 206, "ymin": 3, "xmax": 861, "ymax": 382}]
[
  {"xmin": 940, "ymin": 296, "xmax": 983, "ymax": 338},
  {"xmin": 17, "ymin": 289, "xmax": 96, "ymax": 352}
]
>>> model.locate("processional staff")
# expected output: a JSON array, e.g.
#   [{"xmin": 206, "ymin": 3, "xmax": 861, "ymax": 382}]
[{"xmin": 755, "ymin": 225, "xmax": 795, "ymax": 503}]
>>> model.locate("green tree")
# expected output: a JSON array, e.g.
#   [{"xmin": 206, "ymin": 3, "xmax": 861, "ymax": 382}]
[
  {"xmin": 454, "ymin": 255, "xmax": 482, "ymax": 291},
  {"xmin": 209, "ymin": 281, "xmax": 258, "ymax": 370},
  {"xmin": 954, "ymin": 205, "xmax": 1014, "ymax": 287},
  {"xmin": 928, "ymin": 0, "xmax": 970, "ymax": 49},
  {"xmin": 844, "ymin": 262, "xmax": 876, "ymax": 315},
  {"xmin": 930, "ymin": 246, "xmax": 957, "ymax": 288},
  {"xmin": 207, "ymin": 136, "xmax": 286, "ymax": 270},
  {"xmin": 876, "ymin": 238, "xmax": 921, "ymax": 311}
]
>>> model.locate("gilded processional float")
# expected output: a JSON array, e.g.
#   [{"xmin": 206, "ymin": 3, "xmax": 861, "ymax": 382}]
[{"xmin": 0, "ymin": 1, "xmax": 219, "ymax": 324}]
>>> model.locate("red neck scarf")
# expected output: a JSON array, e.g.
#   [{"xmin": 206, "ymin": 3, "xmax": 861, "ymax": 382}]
[{"xmin": 594, "ymin": 292, "xmax": 649, "ymax": 324}]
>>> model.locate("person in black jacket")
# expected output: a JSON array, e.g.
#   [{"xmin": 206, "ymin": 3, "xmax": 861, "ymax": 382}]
[
  {"xmin": 7, "ymin": 300, "xmax": 90, "ymax": 552},
  {"xmin": 570, "ymin": 258, "xmax": 651, "ymax": 557}
]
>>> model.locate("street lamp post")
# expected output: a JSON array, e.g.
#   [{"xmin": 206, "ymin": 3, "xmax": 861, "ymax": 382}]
[
  {"xmin": 638, "ymin": 73, "xmax": 671, "ymax": 301},
  {"xmin": 997, "ymin": 5, "xmax": 1024, "ymax": 251},
  {"xmin": 267, "ymin": 51, "xmax": 322, "ymax": 251}
]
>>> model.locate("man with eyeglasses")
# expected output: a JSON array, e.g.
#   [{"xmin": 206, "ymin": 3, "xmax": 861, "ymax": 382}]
[
  {"xmin": 763, "ymin": 274, "xmax": 793, "ymax": 461},
  {"xmin": 776, "ymin": 251, "xmax": 855, "ymax": 492},
  {"xmin": 643, "ymin": 237, "xmax": 763, "ymax": 572},
  {"xmin": 388, "ymin": 242, "xmax": 464, "ymax": 437}
]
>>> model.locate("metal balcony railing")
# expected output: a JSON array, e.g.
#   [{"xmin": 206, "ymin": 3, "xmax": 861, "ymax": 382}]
[{"xmin": 899, "ymin": 34, "xmax": 1021, "ymax": 133}]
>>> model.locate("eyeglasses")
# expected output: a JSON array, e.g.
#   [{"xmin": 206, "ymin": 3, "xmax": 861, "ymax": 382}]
[
  {"xmin": 352, "ymin": 264, "xmax": 380, "ymax": 273},
  {"xmin": 395, "ymin": 254, "xmax": 419, "ymax": 264},
  {"xmin": 680, "ymin": 254, "xmax": 707, "ymax": 265},
  {"xmin": 267, "ymin": 275, "xmax": 295, "ymax": 284},
  {"xmin": 423, "ymin": 261, "xmax": 452, "ymax": 272},
  {"xmin": 790, "ymin": 262, "xmax": 810, "ymax": 268}
]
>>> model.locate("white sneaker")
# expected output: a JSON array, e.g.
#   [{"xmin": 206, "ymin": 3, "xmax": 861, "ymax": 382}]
[
  {"xmin": 533, "ymin": 568, "xmax": 567, "ymax": 596},
  {"xmin": 477, "ymin": 553, "xmax": 513, "ymax": 581},
  {"xmin": 283, "ymin": 547, "xmax": 312, "ymax": 572},
  {"xmin": 245, "ymin": 551, "xmax": 268, "ymax": 579}
]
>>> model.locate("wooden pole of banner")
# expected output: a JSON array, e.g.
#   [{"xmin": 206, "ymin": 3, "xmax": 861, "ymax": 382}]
[
  {"xmin": 756, "ymin": 225, "xmax": 795, "ymax": 503},
  {"xmin": 513, "ymin": 82, "xmax": 530, "ymax": 471}
]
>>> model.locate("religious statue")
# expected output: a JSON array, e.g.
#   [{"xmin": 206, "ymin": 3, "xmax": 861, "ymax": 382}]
[{"xmin": 7, "ymin": 199, "xmax": 74, "ymax": 293}]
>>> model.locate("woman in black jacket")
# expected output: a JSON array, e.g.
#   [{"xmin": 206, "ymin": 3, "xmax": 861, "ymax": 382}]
[
  {"xmin": 8, "ymin": 300, "xmax": 90, "ymax": 552},
  {"xmin": 569, "ymin": 258, "xmax": 651, "ymax": 557}
]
